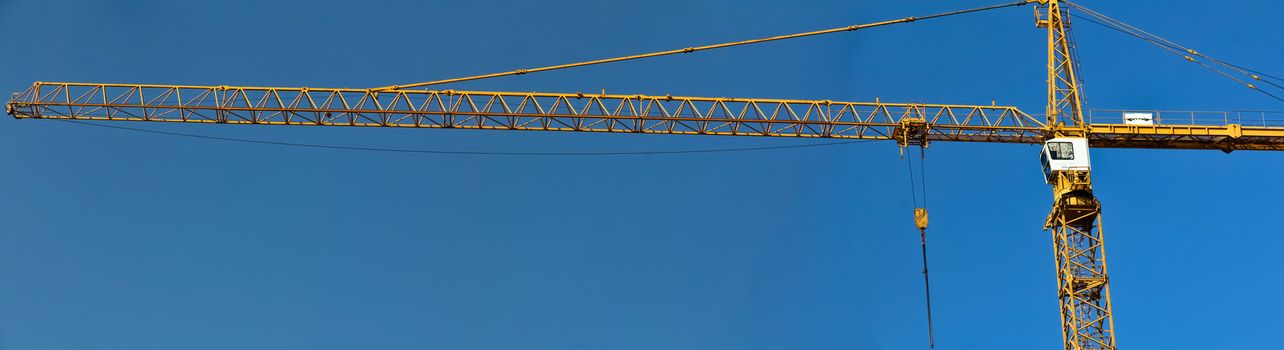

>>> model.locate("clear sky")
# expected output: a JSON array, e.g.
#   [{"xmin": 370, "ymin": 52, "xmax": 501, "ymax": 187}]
[{"xmin": 1, "ymin": 0, "xmax": 1281, "ymax": 349}]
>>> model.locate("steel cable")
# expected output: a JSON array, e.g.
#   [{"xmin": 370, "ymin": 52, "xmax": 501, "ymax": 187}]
[
  {"xmin": 1063, "ymin": 1, "xmax": 1284, "ymax": 103},
  {"xmin": 373, "ymin": 1, "xmax": 1034, "ymax": 91}
]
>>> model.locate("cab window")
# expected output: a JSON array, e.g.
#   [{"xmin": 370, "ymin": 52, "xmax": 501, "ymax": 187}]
[{"xmin": 1047, "ymin": 142, "xmax": 1074, "ymax": 160}]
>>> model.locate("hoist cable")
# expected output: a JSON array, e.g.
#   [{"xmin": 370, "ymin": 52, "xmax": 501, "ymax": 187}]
[
  {"xmin": 918, "ymin": 147, "xmax": 934, "ymax": 349},
  {"xmin": 919, "ymin": 149, "xmax": 928, "ymax": 208},
  {"xmin": 920, "ymin": 230, "xmax": 935, "ymax": 349},
  {"xmin": 903, "ymin": 148, "xmax": 934, "ymax": 349},
  {"xmin": 371, "ymin": 1, "xmax": 1034, "ymax": 91},
  {"xmin": 905, "ymin": 154, "xmax": 920, "ymax": 209},
  {"xmin": 903, "ymin": 148, "xmax": 929, "ymax": 208}
]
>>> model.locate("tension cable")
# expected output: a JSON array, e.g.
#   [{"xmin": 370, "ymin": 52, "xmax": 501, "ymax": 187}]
[{"xmin": 373, "ymin": 1, "xmax": 1033, "ymax": 91}]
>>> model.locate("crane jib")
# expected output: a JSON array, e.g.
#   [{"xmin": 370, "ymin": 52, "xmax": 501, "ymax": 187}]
[
  {"xmin": 6, "ymin": 1, "xmax": 1284, "ymax": 349},
  {"xmin": 8, "ymin": 82, "xmax": 1284, "ymax": 151}
]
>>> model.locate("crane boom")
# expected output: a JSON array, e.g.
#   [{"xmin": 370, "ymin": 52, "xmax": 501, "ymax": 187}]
[
  {"xmin": 4, "ymin": 82, "xmax": 1044, "ymax": 143},
  {"xmin": 8, "ymin": 82, "xmax": 1284, "ymax": 151},
  {"xmin": 5, "ymin": 1, "xmax": 1282, "ymax": 349}
]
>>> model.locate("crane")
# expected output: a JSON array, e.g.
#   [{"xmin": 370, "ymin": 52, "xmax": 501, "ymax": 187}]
[{"xmin": 6, "ymin": 0, "xmax": 1282, "ymax": 349}]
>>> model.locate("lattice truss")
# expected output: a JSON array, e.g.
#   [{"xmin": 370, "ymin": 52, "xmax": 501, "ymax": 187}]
[
  {"xmin": 1052, "ymin": 213, "xmax": 1116, "ymax": 350},
  {"xmin": 1046, "ymin": 172, "xmax": 1116, "ymax": 350},
  {"xmin": 1041, "ymin": 2, "xmax": 1087, "ymax": 127},
  {"xmin": 1088, "ymin": 124, "xmax": 1284, "ymax": 151},
  {"xmin": 8, "ymin": 82, "xmax": 1048, "ymax": 143},
  {"xmin": 14, "ymin": 82, "xmax": 1284, "ymax": 151}
]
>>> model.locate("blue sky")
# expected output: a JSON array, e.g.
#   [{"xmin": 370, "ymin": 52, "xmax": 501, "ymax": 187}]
[{"xmin": 0, "ymin": 0, "xmax": 1281, "ymax": 349}]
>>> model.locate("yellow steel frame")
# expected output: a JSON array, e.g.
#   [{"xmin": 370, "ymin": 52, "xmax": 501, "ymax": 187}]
[
  {"xmin": 1088, "ymin": 109, "xmax": 1284, "ymax": 151},
  {"xmin": 5, "ymin": 82, "xmax": 1046, "ymax": 143},
  {"xmin": 6, "ymin": 1, "xmax": 1284, "ymax": 349},
  {"xmin": 1045, "ymin": 170, "xmax": 1115, "ymax": 350},
  {"xmin": 1039, "ymin": 0, "xmax": 1086, "ymax": 132},
  {"xmin": 9, "ymin": 82, "xmax": 1284, "ymax": 151},
  {"xmin": 1040, "ymin": 1, "xmax": 1114, "ymax": 349}
]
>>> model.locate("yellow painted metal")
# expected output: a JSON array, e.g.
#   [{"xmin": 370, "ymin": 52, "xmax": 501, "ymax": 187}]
[
  {"xmin": 3, "ymin": 2, "xmax": 1283, "ymax": 349},
  {"xmin": 1040, "ymin": 1, "xmax": 1116, "ymax": 349},
  {"xmin": 1089, "ymin": 124, "xmax": 1284, "ymax": 151},
  {"xmin": 914, "ymin": 208, "xmax": 929, "ymax": 231},
  {"xmin": 10, "ymin": 82, "xmax": 1284, "ymax": 152},
  {"xmin": 1039, "ymin": 0, "xmax": 1086, "ymax": 132},
  {"xmin": 1045, "ymin": 170, "xmax": 1116, "ymax": 350},
  {"xmin": 1086, "ymin": 109, "xmax": 1284, "ymax": 151},
  {"xmin": 894, "ymin": 115, "xmax": 931, "ymax": 149},
  {"xmin": 5, "ymin": 82, "xmax": 1046, "ymax": 142}
]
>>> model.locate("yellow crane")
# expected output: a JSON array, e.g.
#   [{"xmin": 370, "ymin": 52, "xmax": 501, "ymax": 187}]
[{"xmin": 6, "ymin": 1, "xmax": 1282, "ymax": 349}]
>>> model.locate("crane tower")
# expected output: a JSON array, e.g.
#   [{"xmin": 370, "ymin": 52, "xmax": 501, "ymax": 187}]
[{"xmin": 7, "ymin": 1, "xmax": 1283, "ymax": 349}]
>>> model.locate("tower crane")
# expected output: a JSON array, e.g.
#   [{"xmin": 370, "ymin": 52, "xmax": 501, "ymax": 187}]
[{"xmin": 7, "ymin": 1, "xmax": 1283, "ymax": 349}]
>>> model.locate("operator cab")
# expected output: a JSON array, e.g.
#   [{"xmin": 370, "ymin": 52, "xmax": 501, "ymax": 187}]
[{"xmin": 1040, "ymin": 137, "xmax": 1091, "ymax": 183}]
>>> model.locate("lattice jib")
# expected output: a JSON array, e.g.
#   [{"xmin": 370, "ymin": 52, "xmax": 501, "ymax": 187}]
[{"xmin": 7, "ymin": 82, "xmax": 1046, "ymax": 143}]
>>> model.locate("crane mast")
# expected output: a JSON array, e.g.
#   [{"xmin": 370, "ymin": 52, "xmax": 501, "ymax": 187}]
[
  {"xmin": 5, "ymin": 1, "xmax": 1284, "ymax": 349},
  {"xmin": 1038, "ymin": 1, "xmax": 1116, "ymax": 349}
]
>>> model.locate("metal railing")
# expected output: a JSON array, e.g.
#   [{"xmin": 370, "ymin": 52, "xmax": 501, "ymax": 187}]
[{"xmin": 1088, "ymin": 109, "xmax": 1284, "ymax": 128}]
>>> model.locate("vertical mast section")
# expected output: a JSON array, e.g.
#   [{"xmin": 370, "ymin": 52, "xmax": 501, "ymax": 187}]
[
  {"xmin": 1037, "ymin": 1, "xmax": 1118, "ymax": 350},
  {"xmin": 1045, "ymin": 172, "xmax": 1116, "ymax": 350},
  {"xmin": 1038, "ymin": 0, "xmax": 1086, "ymax": 132}
]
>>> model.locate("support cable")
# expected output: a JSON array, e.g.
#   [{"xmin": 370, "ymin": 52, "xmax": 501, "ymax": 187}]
[
  {"xmin": 1063, "ymin": 1, "xmax": 1284, "ymax": 103},
  {"xmin": 372, "ymin": 1, "xmax": 1034, "ymax": 91}
]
